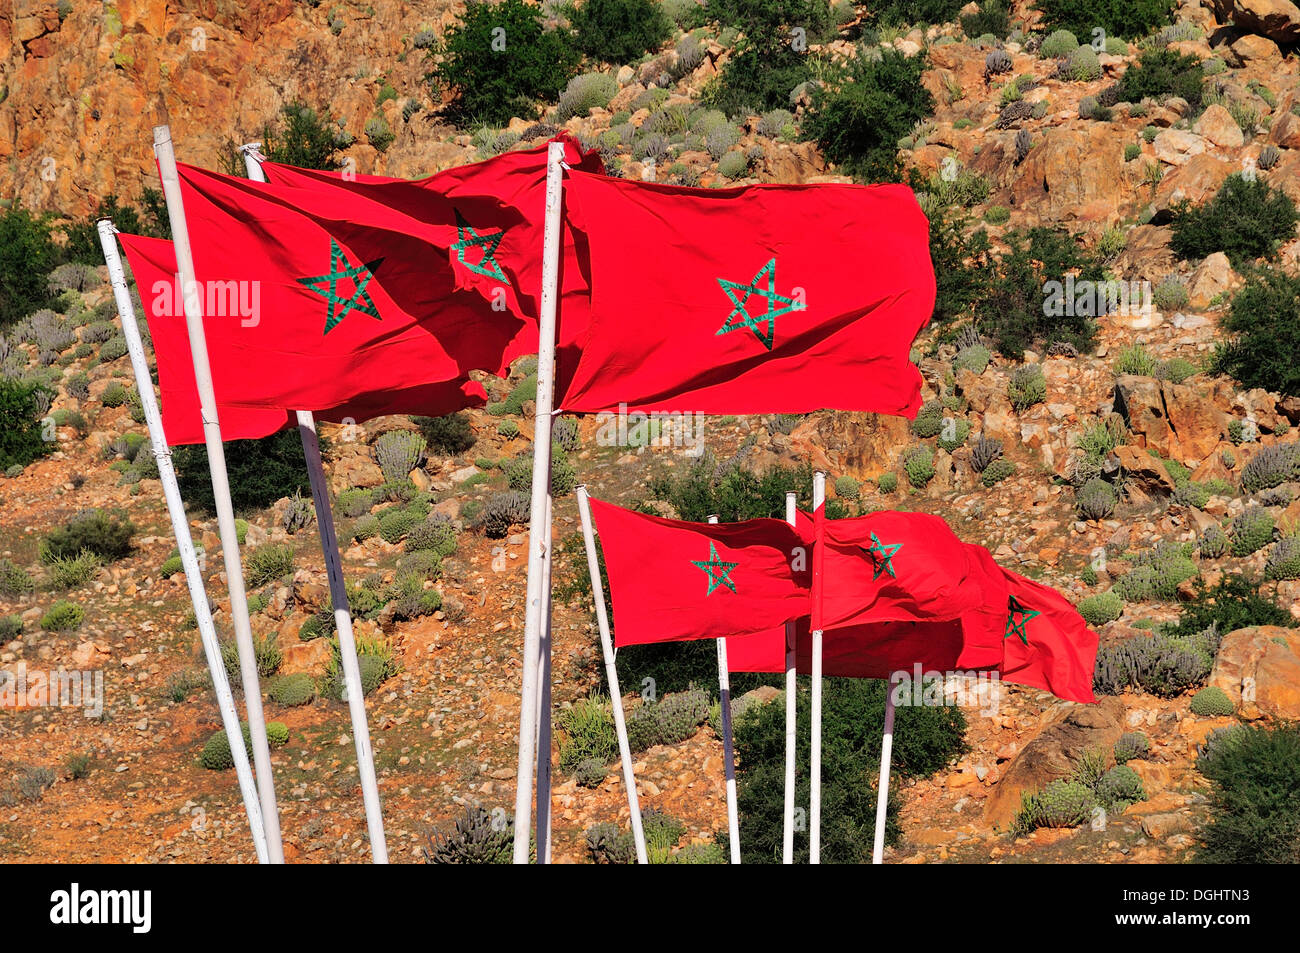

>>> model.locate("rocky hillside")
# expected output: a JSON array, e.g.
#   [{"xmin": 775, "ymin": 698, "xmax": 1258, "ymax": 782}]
[{"xmin": 2, "ymin": 0, "xmax": 1299, "ymax": 863}]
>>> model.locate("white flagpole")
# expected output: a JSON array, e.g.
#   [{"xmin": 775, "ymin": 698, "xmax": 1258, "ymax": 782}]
[
  {"xmin": 534, "ymin": 492, "xmax": 554, "ymax": 864},
  {"xmin": 710, "ymin": 514, "xmax": 741, "ymax": 864},
  {"xmin": 98, "ymin": 219, "xmax": 269, "ymax": 864},
  {"xmin": 512, "ymin": 141, "xmax": 566, "ymax": 862},
  {"xmin": 872, "ymin": 686, "xmax": 897, "ymax": 864},
  {"xmin": 782, "ymin": 490, "xmax": 797, "ymax": 864},
  {"xmin": 575, "ymin": 486, "xmax": 648, "ymax": 863},
  {"xmin": 809, "ymin": 470, "xmax": 825, "ymax": 864},
  {"xmin": 240, "ymin": 145, "xmax": 389, "ymax": 864},
  {"xmin": 153, "ymin": 125, "xmax": 284, "ymax": 862}
]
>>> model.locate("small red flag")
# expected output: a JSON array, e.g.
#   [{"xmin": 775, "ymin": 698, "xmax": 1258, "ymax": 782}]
[
  {"xmin": 557, "ymin": 170, "xmax": 934, "ymax": 415},
  {"xmin": 996, "ymin": 564, "xmax": 1099, "ymax": 704},
  {"xmin": 588, "ymin": 497, "xmax": 809, "ymax": 647}
]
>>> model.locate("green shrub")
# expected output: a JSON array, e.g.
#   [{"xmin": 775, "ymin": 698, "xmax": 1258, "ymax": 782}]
[
  {"xmin": 1198, "ymin": 524, "xmax": 1228, "ymax": 559},
  {"xmin": 1154, "ymin": 357, "xmax": 1196, "ymax": 383},
  {"xmin": 373, "ymin": 429, "xmax": 426, "ymax": 484},
  {"xmin": 1075, "ymin": 478, "xmax": 1117, "ymax": 521},
  {"xmin": 1114, "ymin": 343, "xmax": 1155, "ymax": 377},
  {"xmin": 267, "ymin": 672, "xmax": 316, "ymax": 707},
  {"xmin": 626, "ymin": 688, "xmax": 711, "ymax": 751},
  {"xmin": 1171, "ymin": 175, "xmax": 1298, "ymax": 266},
  {"xmin": 1229, "ymin": 507, "xmax": 1274, "ymax": 557},
  {"xmin": 413, "ymin": 412, "xmax": 476, "ymax": 455},
  {"xmin": 1035, "ymin": 0, "xmax": 1175, "ymax": 40},
  {"xmin": 1093, "ymin": 628, "xmax": 1218, "ymax": 697},
  {"xmin": 1115, "ymin": 46, "xmax": 1204, "ymax": 109},
  {"xmin": 351, "ymin": 513, "xmax": 380, "ymax": 542},
  {"xmin": 1078, "ymin": 591, "xmax": 1123, "ymax": 627},
  {"xmin": 336, "ymin": 488, "xmax": 375, "ymax": 518},
  {"xmin": 1113, "ymin": 731, "xmax": 1150, "ymax": 764},
  {"xmin": 0, "ymin": 378, "xmax": 54, "ymax": 471},
  {"xmin": 40, "ymin": 600, "xmax": 84, "ymax": 632},
  {"xmin": 1190, "ymin": 685, "xmax": 1235, "ymax": 716},
  {"xmin": 219, "ymin": 632, "xmax": 282, "ymax": 681},
  {"xmin": 426, "ymin": 805, "xmax": 521, "ymax": 864},
  {"xmin": 877, "ymin": 472, "xmax": 898, "ymax": 494},
  {"xmin": 323, "ymin": 634, "xmax": 398, "ymax": 699},
  {"xmin": 717, "ymin": 151, "xmax": 750, "ymax": 179},
  {"xmin": 260, "ymin": 103, "xmax": 344, "ymax": 171},
  {"xmin": 41, "ymin": 508, "xmax": 134, "ymax": 562},
  {"xmin": 0, "ymin": 207, "xmax": 59, "ymax": 326},
  {"xmin": 174, "ymin": 430, "xmax": 309, "ymax": 515},
  {"xmin": 903, "ymin": 446, "xmax": 935, "ymax": 488},
  {"xmin": 0, "ymin": 558, "xmax": 34, "ymax": 597},
  {"xmin": 1264, "ymin": 537, "xmax": 1300, "ymax": 581},
  {"xmin": 953, "ymin": 343, "xmax": 991, "ymax": 375},
  {"xmin": 984, "ymin": 227, "xmax": 1103, "ymax": 356},
  {"xmin": 571, "ymin": 0, "xmax": 671, "ymax": 64},
  {"xmin": 1038, "ymin": 29, "xmax": 1079, "ymax": 58},
  {"xmin": 1008, "ymin": 364, "xmax": 1046, "ymax": 411},
  {"xmin": 244, "ymin": 543, "xmax": 294, "ymax": 587},
  {"xmin": 378, "ymin": 506, "xmax": 423, "ymax": 544},
  {"xmin": 200, "ymin": 719, "xmax": 290, "ymax": 770},
  {"xmin": 960, "ymin": 0, "xmax": 1010, "ymax": 37},
  {"xmin": 981, "ymin": 457, "xmax": 1015, "ymax": 487},
  {"xmin": 805, "ymin": 47, "xmax": 934, "ymax": 183},
  {"xmin": 1197, "ymin": 723, "xmax": 1300, "ymax": 864},
  {"xmin": 736, "ymin": 677, "xmax": 965, "ymax": 862},
  {"xmin": 431, "ymin": 0, "xmax": 580, "ymax": 124},
  {"xmin": 834, "ymin": 475, "xmax": 859, "ymax": 500},
  {"xmin": 1167, "ymin": 575, "xmax": 1296, "ymax": 637},
  {"xmin": 1062, "ymin": 45, "xmax": 1100, "ymax": 82},
  {"xmin": 0, "ymin": 614, "xmax": 23, "ymax": 640},
  {"xmin": 1096, "ymin": 764, "xmax": 1146, "ymax": 810},
  {"xmin": 1013, "ymin": 779, "xmax": 1096, "ymax": 833},
  {"xmin": 558, "ymin": 695, "xmax": 618, "ymax": 774},
  {"xmin": 44, "ymin": 550, "xmax": 103, "ymax": 590},
  {"xmin": 1214, "ymin": 272, "xmax": 1300, "ymax": 399},
  {"xmin": 1112, "ymin": 542, "xmax": 1198, "ymax": 602}
]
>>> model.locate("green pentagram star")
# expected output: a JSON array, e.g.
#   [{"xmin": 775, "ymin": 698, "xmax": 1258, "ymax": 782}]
[
  {"xmin": 1005, "ymin": 595, "xmax": 1040, "ymax": 646},
  {"xmin": 865, "ymin": 532, "xmax": 902, "ymax": 581},
  {"xmin": 452, "ymin": 210, "xmax": 507, "ymax": 283},
  {"xmin": 716, "ymin": 258, "xmax": 804, "ymax": 350},
  {"xmin": 690, "ymin": 541, "xmax": 738, "ymax": 596},
  {"xmin": 295, "ymin": 238, "xmax": 384, "ymax": 335}
]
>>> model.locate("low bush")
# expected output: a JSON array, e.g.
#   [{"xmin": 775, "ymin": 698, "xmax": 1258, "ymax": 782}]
[{"xmin": 1171, "ymin": 175, "xmax": 1298, "ymax": 266}]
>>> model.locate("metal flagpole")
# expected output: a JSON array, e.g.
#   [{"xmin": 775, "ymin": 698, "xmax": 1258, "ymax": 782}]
[
  {"xmin": 575, "ymin": 486, "xmax": 648, "ymax": 863},
  {"xmin": 872, "ymin": 687, "xmax": 897, "ymax": 864},
  {"xmin": 240, "ymin": 145, "xmax": 389, "ymax": 864},
  {"xmin": 782, "ymin": 490, "xmax": 797, "ymax": 864},
  {"xmin": 534, "ymin": 492, "xmax": 554, "ymax": 863},
  {"xmin": 512, "ymin": 141, "xmax": 566, "ymax": 862},
  {"xmin": 809, "ymin": 471, "xmax": 825, "ymax": 864},
  {"xmin": 711, "ymin": 514, "xmax": 741, "ymax": 864},
  {"xmin": 98, "ymin": 219, "xmax": 269, "ymax": 864},
  {"xmin": 153, "ymin": 124, "xmax": 285, "ymax": 863}
]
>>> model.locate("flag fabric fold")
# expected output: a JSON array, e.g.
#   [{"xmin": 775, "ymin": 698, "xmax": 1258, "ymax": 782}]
[{"xmin": 556, "ymin": 169, "xmax": 935, "ymax": 416}]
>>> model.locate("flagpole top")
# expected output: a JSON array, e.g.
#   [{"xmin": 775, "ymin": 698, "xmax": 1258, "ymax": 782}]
[{"xmin": 152, "ymin": 125, "xmax": 170, "ymax": 145}]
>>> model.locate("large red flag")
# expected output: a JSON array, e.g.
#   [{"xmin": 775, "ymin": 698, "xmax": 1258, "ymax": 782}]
[
  {"xmin": 118, "ymin": 232, "xmax": 484, "ymax": 445},
  {"xmin": 257, "ymin": 136, "xmax": 604, "ymax": 383},
  {"xmin": 557, "ymin": 169, "xmax": 934, "ymax": 415},
  {"xmin": 588, "ymin": 497, "xmax": 809, "ymax": 647},
  {"xmin": 169, "ymin": 158, "xmax": 529, "ymax": 417}
]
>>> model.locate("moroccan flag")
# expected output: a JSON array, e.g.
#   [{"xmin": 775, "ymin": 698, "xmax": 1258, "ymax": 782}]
[
  {"xmin": 117, "ymin": 232, "xmax": 294, "ymax": 445},
  {"xmin": 118, "ymin": 233, "xmax": 483, "ymax": 445},
  {"xmin": 257, "ymin": 135, "xmax": 604, "ymax": 376},
  {"xmin": 588, "ymin": 497, "xmax": 809, "ymax": 647},
  {"xmin": 170, "ymin": 158, "xmax": 527, "ymax": 417},
  {"xmin": 996, "ymin": 563, "xmax": 1099, "ymax": 704},
  {"xmin": 556, "ymin": 169, "xmax": 934, "ymax": 415}
]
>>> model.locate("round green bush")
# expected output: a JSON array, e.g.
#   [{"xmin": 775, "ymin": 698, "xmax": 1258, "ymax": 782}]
[
  {"xmin": 1264, "ymin": 536, "xmax": 1300, "ymax": 581},
  {"xmin": 1032, "ymin": 779, "xmax": 1096, "ymax": 829},
  {"xmin": 903, "ymin": 446, "xmax": 935, "ymax": 488},
  {"xmin": 1096, "ymin": 764, "xmax": 1146, "ymax": 809},
  {"xmin": 40, "ymin": 599, "xmax": 84, "ymax": 632},
  {"xmin": 378, "ymin": 506, "xmax": 422, "ymax": 544},
  {"xmin": 980, "ymin": 457, "xmax": 1015, "ymax": 487},
  {"xmin": 834, "ymin": 475, "xmax": 859, "ymax": 500},
  {"xmin": 1077, "ymin": 590, "xmax": 1123, "ymax": 627},
  {"xmin": 1190, "ymin": 685, "xmax": 1235, "ymax": 717},
  {"xmin": 1230, "ymin": 507, "xmax": 1274, "ymax": 557},
  {"xmin": 201, "ymin": 720, "xmax": 290, "ymax": 769},
  {"xmin": 159, "ymin": 555, "xmax": 183, "ymax": 578},
  {"xmin": 574, "ymin": 757, "xmax": 608, "ymax": 788},
  {"xmin": 877, "ymin": 472, "xmax": 898, "ymax": 494},
  {"xmin": 268, "ymin": 672, "xmax": 316, "ymax": 707}
]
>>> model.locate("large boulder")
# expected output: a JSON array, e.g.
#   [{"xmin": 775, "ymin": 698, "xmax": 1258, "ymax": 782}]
[
  {"xmin": 1209, "ymin": 626, "xmax": 1300, "ymax": 719},
  {"xmin": 1113, "ymin": 375, "xmax": 1229, "ymax": 464},
  {"xmin": 787, "ymin": 411, "xmax": 910, "ymax": 480},
  {"xmin": 983, "ymin": 697, "xmax": 1127, "ymax": 829},
  {"xmin": 1009, "ymin": 126, "xmax": 1128, "ymax": 224},
  {"xmin": 1212, "ymin": 0, "xmax": 1300, "ymax": 44}
]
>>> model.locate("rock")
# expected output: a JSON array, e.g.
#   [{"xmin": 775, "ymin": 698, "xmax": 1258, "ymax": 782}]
[
  {"xmin": 1227, "ymin": 31, "xmax": 1284, "ymax": 65},
  {"xmin": 1113, "ymin": 376, "xmax": 1228, "ymax": 463},
  {"xmin": 449, "ymin": 465, "xmax": 481, "ymax": 483},
  {"xmin": 1152, "ymin": 154, "xmax": 1234, "ymax": 222},
  {"xmin": 278, "ymin": 632, "xmax": 334, "ymax": 677},
  {"xmin": 1213, "ymin": 0, "xmax": 1300, "ymax": 43},
  {"xmin": 1009, "ymin": 125, "xmax": 1127, "ymax": 224},
  {"xmin": 71, "ymin": 641, "xmax": 111, "ymax": 668},
  {"xmin": 1269, "ymin": 108, "xmax": 1300, "ymax": 150},
  {"xmin": 1140, "ymin": 812, "xmax": 1192, "ymax": 838},
  {"xmin": 1209, "ymin": 626, "xmax": 1300, "ymax": 719},
  {"xmin": 1114, "ymin": 444, "xmax": 1178, "ymax": 495},
  {"xmin": 1187, "ymin": 252, "xmax": 1241, "ymax": 309},
  {"xmin": 329, "ymin": 445, "xmax": 383, "ymax": 493},
  {"xmin": 409, "ymin": 468, "xmax": 432, "ymax": 492},
  {"xmin": 1153, "ymin": 129, "xmax": 1208, "ymax": 166},
  {"xmin": 1192, "ymin": 104, "xmax": 1245, "ymax": 149},
  {"xmin": 983, "ymin": 696, "xmax": 1126, "ymax": 828},
  {"xmin": 787, "ymin": 411, "xmax": 910, "ymax": 480}
]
